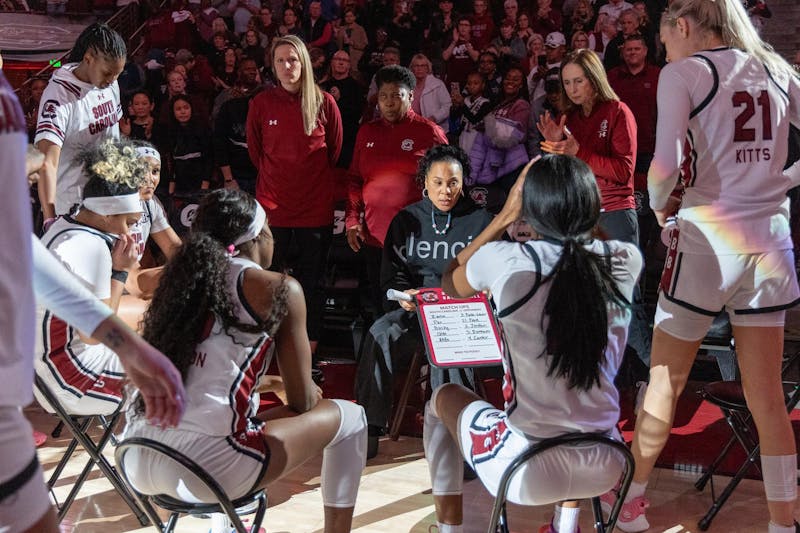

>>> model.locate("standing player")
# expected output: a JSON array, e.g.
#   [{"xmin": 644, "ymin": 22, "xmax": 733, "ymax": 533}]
[
  {"xmin": 607, "ymin": 1, "xmax": 800, "ymax": 532},
  {"xmin": 35, "ymin": 22, "xmax": 126, "ymax": 225}
]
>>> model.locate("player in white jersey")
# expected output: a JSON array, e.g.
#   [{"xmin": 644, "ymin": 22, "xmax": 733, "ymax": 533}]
[
  {"xmin": 426, "ymin": 155, "xmax": 642, "ymax": 533},
  {"xmin": 614, "ymin": 1, "xmax": 800, "ymax": 532},
  {"xmin": 34, "ymin": 22, "xmax": 126, "ymax": 222},
  {"xmin": 122, "ymin": 190, "xmax": 367, "ymax": 533},
  {"xmin": 35, "ymin": 139, "xmax": 145, "ymax": 416},
  {"xmin": 126, "ymin": 143, "xmax": 181, "ymax": 299},
  {"xmin": 0, "ymin": 62, "xmax": 184, "ymax": 533}
]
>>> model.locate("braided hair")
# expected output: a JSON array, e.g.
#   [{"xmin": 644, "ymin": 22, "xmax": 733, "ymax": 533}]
[{"xmin": 68, "ymin": 22, "xmax": 127, "ymax": 64}]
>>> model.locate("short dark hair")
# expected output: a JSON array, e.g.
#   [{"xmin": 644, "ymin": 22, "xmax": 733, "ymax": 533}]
[
  {"xmin": 375, "ymin": 64, "xmax": 416, "ymax": 91},
  {"xmin": 416, "ymin": 144, "xmax": 471, "ymax": 188}
]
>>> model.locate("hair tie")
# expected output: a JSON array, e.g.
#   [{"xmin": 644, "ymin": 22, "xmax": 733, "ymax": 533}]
[{"xmin": 226, "ymin": 244, "xmax": 238, "ymax": 257}]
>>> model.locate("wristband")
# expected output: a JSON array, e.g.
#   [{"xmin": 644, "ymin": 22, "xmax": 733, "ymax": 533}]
[{"xmin": 111, "ymin": 269, "xmax": 129, "ymax": 283}]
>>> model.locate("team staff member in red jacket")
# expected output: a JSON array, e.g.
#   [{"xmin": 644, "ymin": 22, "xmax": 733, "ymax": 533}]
[
  {"xmin": 537, "ymin": 48, "xmax": 638, "ymax": 245},
  {"xmin": 246, "ymin": 35, "xmax": 343, "ymax": 356},
  {"xmin": 346, "ymin": 65, "xmax": 448, "ymax": 315}
]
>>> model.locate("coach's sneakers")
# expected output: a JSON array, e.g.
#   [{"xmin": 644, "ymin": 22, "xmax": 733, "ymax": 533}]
[{"xmin": 600, "ymin": 490, "xmax": 650, "ymax": 532}]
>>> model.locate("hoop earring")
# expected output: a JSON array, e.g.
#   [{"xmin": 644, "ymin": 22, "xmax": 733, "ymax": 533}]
[{"xmin": 422, "ymin": 188, "xmax": 429, "ymax": 198}]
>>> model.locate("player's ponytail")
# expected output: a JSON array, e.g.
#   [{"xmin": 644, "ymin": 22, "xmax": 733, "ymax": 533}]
[
  {"xmin": 68, "ymin": 22, "xmax": 127, "ymax": 64},
  {"xmin": 662, "ymin": 0, "xmax": 793, "ymax": 79},
  {"xmin": 521, "ymin": 155, "xmax": 626, "ymax": 391}
]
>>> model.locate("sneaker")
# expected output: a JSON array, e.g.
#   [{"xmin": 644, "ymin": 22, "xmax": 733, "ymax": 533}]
[
  {"xmin": 538, "ymin": 520, "xmax": 580, "ymax": 533},
  {"xmin": 599, "ymin": 490, "xmax": 650, "ymax": 532}
]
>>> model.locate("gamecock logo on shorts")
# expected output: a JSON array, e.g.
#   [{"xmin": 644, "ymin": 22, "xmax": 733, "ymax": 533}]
[{"xmin": 469, "ymin": 412, "xmax": 510, "ymax": 463}]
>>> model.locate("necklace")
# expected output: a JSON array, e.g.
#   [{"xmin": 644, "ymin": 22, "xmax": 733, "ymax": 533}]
[{"xmin": 431, "ymin": 209, "xmax": 452, "ymax": 235}]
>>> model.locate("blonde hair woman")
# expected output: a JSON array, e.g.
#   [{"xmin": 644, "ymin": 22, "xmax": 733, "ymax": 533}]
[
  {"xmin": 245, "ymin": 34, "xmax": 343, "ymax": 359},
  {"xmin": 604, "ymin": 1, "xmax": 800, "ymax": 531},
  {"xmin": 408, "ymin": 53, "xmax": 452, "ymax": 132}
]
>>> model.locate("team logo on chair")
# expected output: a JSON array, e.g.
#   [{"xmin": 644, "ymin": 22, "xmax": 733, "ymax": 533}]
[
  {"xmin": 469, "ymin": 413, "xmax": 510, "ymax": 463},
  {"xmin": 401, "ymin": 138, "xmax": 414, "ymax": 151}
]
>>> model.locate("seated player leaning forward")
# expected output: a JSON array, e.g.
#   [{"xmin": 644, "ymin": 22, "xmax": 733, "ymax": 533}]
[
  {"xmin": 355, "ymin": 145, "xmax": 492, "ymax": 457},
  {"xmin": 34, "ymin": 139, "xmax": 145, "ymax": 416},
  {"xmin": 426, "ymin": 154, "xmax": 643, "ymax": 533},
  {"xmin": 121, "ymin": 190, "xmax": 367, "ymax": 533}
]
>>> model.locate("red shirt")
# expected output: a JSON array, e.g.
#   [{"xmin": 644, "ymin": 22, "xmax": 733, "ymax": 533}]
[
  {"xmin": 470, "ymin": 13, "xmax": 496, "ymax": 52},
  {"xmin": 607, "ymin": 63, "xmax": 660, "ymax": 157},
  {"xmin": 567, "ymin": 99, "xmax": 637, "ymax": 212},
  {"xmin": 247, "ymin": 86, "xmax": 342, "ymax": 227},
  {"xmin": 346, "ymin": 110, "xmax": 448, "ymax": 247}
]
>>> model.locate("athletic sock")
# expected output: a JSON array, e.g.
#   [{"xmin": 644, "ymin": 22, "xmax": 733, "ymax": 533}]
[
  {"xmin": 624, "ymin": 480, "xmax": 647, "ymax": 502},
  {"xmin": 437, "ymin": 523, "xmax": 463, "ymax": 533},
  {"xmin": 553, "ymin": 504, "xmax": 580, "ymax": 533},
  {"xmin": 768, "ymin": 521, "xmax": 796, "ymax": 533}
]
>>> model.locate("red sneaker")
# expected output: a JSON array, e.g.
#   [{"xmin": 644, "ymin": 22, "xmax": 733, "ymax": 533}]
[{"xmin": 600, "ymin": 490, "xmax": 650, "ymax": 532}]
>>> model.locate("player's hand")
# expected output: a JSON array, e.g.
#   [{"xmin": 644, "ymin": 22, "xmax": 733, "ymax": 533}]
[
  {"xmin": 540, "ymin": 127, "xmax": 579, "ymax": 156},
  {"xmin": 498, "ymin": 156, "xmax": 539, "ymax": 226},
  {"xmin": 119, "ymin": 117, "xmax": 132, "ymax": 136},
  {"xmin": 399, "ymin": 288, "xmax": 419, "ymax": 312},
  {"xmin": 654, "ymin": 195, "xmax": 681, "ymax": 227},
  {"xmin": 346, "ymin": 224, "xmax": 363, "ymax": 252},
  {"xmin": 111, "ymin": 233, "xmax": 138, "ymax": 272},
  {"xmin": 224, "ymin": 179, "xmax": 240, "ymax": 190},
  {"xmin": 124, "ymin": 341, "xmax": 186, "ymax": 428}
]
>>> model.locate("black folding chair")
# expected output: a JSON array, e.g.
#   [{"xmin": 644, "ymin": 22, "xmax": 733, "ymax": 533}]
[
  {"xmin": 488, "ymin": 432, "xmax": 635, "ymax": 533},
  {"xmin": 33, "ymin": 375, "xmax": 149, "ymax": 526},
  {"xmin": 115, "ymin": 437, "xmax": 268, "ymax": 533},
  {"xmin": 694, "ymin": 351, "xmax": 800, "ymax": 530}
]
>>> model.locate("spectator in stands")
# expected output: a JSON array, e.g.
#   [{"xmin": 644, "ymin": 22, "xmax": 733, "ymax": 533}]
[
  {"xmin": 450, "ymin": 70, "xmax": 492, "ymax": 154},
  {"xmin": 303, "ymin": 0, "xmax": 334, "ymax": 50},
  {"xmin": 366, "ymin": 46, "xmax": 402, "ymax": 112},
  {"xmin": 570, "ymin": 30, "xmax": 589, "ymax": 50},
  {"xmin": 213, "ymin": 57, "xmax": 260, "ymax": 121},
  {"xmin": 503, "ymin": 0, "xmax": 518, "ymax": 23},
  {"xmin": 253, "ymin": 5, "xmax": 279, "ymax": 47},
  {"xmin": 246, "ymin": 35, "xmax": 342, "ymax": 360},
  {"xmin": 516, "ymin": 12, "xmax": 534, "ymax": 43},
  {"xmin": 360, "ymin": 28, "xmax": 397, "ymax": 88},
  {"xmin": 410, "ymin": 53, "xmax": 452, "ymax": 133},
  {"xmin": 602, "ymin": 8, "xmax": 653, "ymax": 70},
  {"xmin": 166, "ymin": 95, "xmax": 213, "ymax": 194},
  {"xmin": 427, "ymin": 0, "xmax": 460, "ymax": 77},
  {"xmin": 207, "ymin": 31, "xmax": 230, "ymax": 69},
  {"xmin": 229, "ymin": 0, "xmax": 261, "ymax": 34},
  {"xmin": 444, "ymin": 16, "xmax": 480, "ymax": 90},
  {"xmin": 169, "ymin": 0, "xmax": 201, "ymax": 51},
  {"xmin": 35, "ymin": 22, "xmax": 127, "ymax": 223},
  {"xmin": 527, "ymin": 31, "xmax": 566, "ymax": 119},
  {"xmin": 743, "ymin": 0, "xmax": 772, "ymax": 33},
  {"xmin": 209, "ymin": 16, "xmax": 239, "ymax": 46},
  {"xmin": 532, "ymin": 0, "xmax": 563, "ymax": 36},
  {"xmin": 241, "ymin": 29, "xmax": 266, "ymax": 68},
  {"xmin": 388, "ymin": 0, "xmax": 419, "ymax": 64},
  {"xmin": 588, "ymin": 14, "xmax": 618, "ymax": 59},
  {"xmin": 523, "ymin": 32, "xmax": 545, "ymax": 73},
  {"xmin": 120, "ymin": 91, "xmax": 157, "ymax": 142},
  {"xmin": 468, "ymin": 66, "xmax": 530, "ymax": 206},
  {"xmin": 598, "ymin": 0, "xmax": 633, "ymax": 24},
  {"xmin": 335, "ymin": 8, "xmax": 368, "ymax": 79},
  {"xmin": 278, "ymin": 6, "xmax": 304, "ymax": 38},
  {"xmin": 607, "ymin": 32, "xmax": 659, "ymax": 251},
  {"xmin": 174, "ymin": 48, "xmax": 217, "ymax": 99},
  {"xmin": 213, "ymin": 47, "xmax": 240, "ymax": 90},
  {"xmin": 566, "ymin": 0, "xmax": 595, "ymax": 35},
  {"xmin": 470, "ymin": 0, "xmax": 496, "ymax": 51},
  {"xmin": 195, "ymin": 0, "xmax": 221, "ymax": 42},
  {"xmin": 491, "ymin": 18, "xmax": 526, "ymax": 71},
  {"xmin": 321, "ymin": 50, "xmax": 365, "ymax": 169},
  {"xmin": 477, "ymin": 50, "xmax": 503, "ymax": 101},
  {"xmin": 23, "ymin": 76, "xmax": 47, "ymax": 142},
  {"xmin": 346, "ymin": 65, "xmax": 448, "ymax": 316},
  {"xmin": 157, "ymin": 69, "xmax": 211, "ymax": 130},
  {"xmin": 214, "ymin": 92, "xmax": 260, "ymax": 194}
]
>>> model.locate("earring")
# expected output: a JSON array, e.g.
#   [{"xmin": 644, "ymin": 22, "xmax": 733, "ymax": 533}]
[{"xmin": 422, "ymin": 188, "xmax": 429, "ymax": 198}]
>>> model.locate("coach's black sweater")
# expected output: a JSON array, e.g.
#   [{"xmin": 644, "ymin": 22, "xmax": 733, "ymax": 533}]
[{"xmin": 380, "ymin": 196, "xmax": 492, "ymax": 303}]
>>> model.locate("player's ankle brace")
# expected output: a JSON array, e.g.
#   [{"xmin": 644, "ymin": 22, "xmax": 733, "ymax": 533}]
[
  {"xmin": 423, "ymin": 401, "xmax": 463, "ymax": 495},
  {"xmin": 762, "ymin": 454, "xmax": 797, "ymax": 502},
  {"xmin": 321, "ymin": 399, "xmax": 367, "ymax": 507}
]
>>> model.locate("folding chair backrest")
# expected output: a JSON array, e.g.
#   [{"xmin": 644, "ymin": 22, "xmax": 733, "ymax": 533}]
[
  {"xmin": 488, "ymin": 432, "xmax": 635, "ymax": 533},
  {"xmin": 115, "ymin": 437, "xmax": 267, "ymax": 533}
]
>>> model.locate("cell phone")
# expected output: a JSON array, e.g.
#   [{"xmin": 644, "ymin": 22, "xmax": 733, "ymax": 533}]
[{"xmin": 538, "ymin": 55, "xmax": 547, "ymax": 68}]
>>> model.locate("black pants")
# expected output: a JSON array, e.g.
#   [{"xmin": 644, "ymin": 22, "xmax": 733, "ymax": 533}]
[{"xmin": 270, "ymin": 225, "xmax": 333, "ymax": 343}]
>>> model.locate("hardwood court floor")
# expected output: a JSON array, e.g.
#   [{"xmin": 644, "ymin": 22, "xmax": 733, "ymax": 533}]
[{"xmin": 27, "ymin": 403, "xmax": 788, "ymax": 533}]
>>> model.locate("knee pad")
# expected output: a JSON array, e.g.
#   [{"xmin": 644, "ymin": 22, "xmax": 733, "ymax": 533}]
[
  {"xmin": 423, "ymin": 401, "xmax": 463, "ymax": 496},
  {"xmin": 762, "ymin": 454, "xmax": 797, "ymax": 502},
  {"xmin": 321, "ymin": 400, "xmax": 367, "ymax": 508}
]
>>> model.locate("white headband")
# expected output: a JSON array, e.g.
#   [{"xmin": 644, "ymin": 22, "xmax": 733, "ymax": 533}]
[
  {"xmin": 135, "ymin": 146, "xmax": 161, "ymax": 163},
  {"xmin": 233, "ymin": 202, "xmax": 267, "ymax": 246},
  {"xmin": 82, "ymin": 193, "xmax": 143, "ymax": 216}
]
